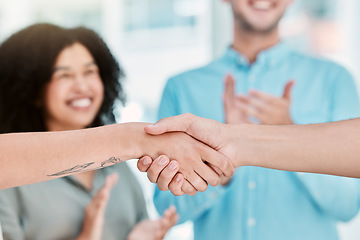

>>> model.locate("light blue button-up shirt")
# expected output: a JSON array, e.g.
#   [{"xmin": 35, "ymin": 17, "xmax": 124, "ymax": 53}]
[{"xmin": 154, "ymin": 42, "xmax": 360, "ymax": 240}]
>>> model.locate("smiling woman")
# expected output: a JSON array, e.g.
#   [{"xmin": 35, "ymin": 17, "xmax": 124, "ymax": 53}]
[
  {"xmin": 0, "ymin": 23, "xmax": 183, "ymax": 240},
  {"xmin": 44, "ymin": 43, "xmax": 105, "ymax": 131}
]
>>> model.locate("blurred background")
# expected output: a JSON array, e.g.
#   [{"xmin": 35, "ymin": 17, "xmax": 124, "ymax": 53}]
[{"xmin": 0, "ymin": 0, "xmax": 359, "ymax": 239}]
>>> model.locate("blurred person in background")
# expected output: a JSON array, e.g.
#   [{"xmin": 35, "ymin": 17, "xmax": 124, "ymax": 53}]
[
  {"xmin": 154, "ymin": 0, "xmax": 360, "ymax": 239},
  {"xmin": 0, "ymin": 23, "xmax": 179, "ymax": 240}
]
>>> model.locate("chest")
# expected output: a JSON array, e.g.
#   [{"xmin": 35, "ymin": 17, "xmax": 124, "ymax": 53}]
[{"xmin": 176, "ymin": 70, "xmax": 331, "ymax": 124}]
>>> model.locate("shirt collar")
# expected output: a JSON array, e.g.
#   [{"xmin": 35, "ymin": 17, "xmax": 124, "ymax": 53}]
[{"xmin": 225, "ymin": 41, "xmax": 291, "ymax": 67}]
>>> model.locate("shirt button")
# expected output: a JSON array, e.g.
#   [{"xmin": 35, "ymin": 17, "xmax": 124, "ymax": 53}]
[
  {"xmin": 247, "ymin": 218, "xmax": 256, "ymax": 227},
  {"xmin": 248, "ymin": 181, "xmax": 256, "ymax": 190}
]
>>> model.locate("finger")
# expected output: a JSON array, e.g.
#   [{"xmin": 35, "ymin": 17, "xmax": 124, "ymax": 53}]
[
  {"xmin": 145, "ymin": 113, "xmax": 196, "ymax": 135},
  {"xmin": 104, "ymin": 173, "xmax": 119, "ymax": 190},
  {"xmin": 235, "ymin": 94, "xmax": 250, "ymax": 103},
  {"xmin": 247, "ymin": 95, "xmax": 268, "ymax": 112},
  {"xmin": 200, "ymin": 146, "xmax": 234, "ymax": 178},
  {"xmin": 168, "ymin": 173, "xmax": 185, "ymax": 196},
  {"xmin": 168, "ymin": 207, "xmax": 179, "ymax": 226},
  {"xmin": 137, "ymin": 156, "xmax": 153, "ymax": 172},
  {"xmin": 147, "ymin": 155, "xmax": 170, "ymax": 183},
  {"xmin": 240, "ymin": 103, "xmax": 267, "ymax": 122},
  {"xmin": 193, "ymin": 161, "xmax": 220, "ymax": 187},
  {"xmin": 162, "ymin": 206, "xmax": 179, "ymax": 229},
  {"xmin": 249, "ymin": 90, "xmax": 276, "ymax": 103},
  {"xmin": 157, "ymin": 160, "xmax": 180, "ymax": 191},
  {"xmin": 207, "ymin": 163, "xmax": 222, "ymax": 176},
  {"xmin": 181, "ymin": 180, "xmax": 197, "ymax": 196},
  {"xmin": 282, "ymin": 80, "xmax": 295, "ymax": 100},
  {"xmin": 92, "ymin": 173, "xmax": 118, "ymax": 207},
  {"xmin": 187, "ymin": 171, "xmax": 208, "ymax": 192},
  {"xmin": 223, "ymin": 73, "xmax": 236, "ymax": 102}
]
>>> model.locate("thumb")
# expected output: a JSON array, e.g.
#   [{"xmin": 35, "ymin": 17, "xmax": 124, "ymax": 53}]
[
  {"xmin": 224, "ymin": 73, "xmax": 236, "ymax": 100},
  {"xmin": 145, "ymin": 113, "xmax": 194, "ymax": 135},
  {"xmin": 103, "ymin": 173, "xmax": 119, "ymax": 192},
  {"xmin": 282, "ymin": 80, "xmax": 295, "ymax": 100}
]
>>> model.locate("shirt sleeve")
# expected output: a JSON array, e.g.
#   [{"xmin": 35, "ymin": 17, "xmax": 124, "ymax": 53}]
[
  {"xmin": 295, "ymin": 173, "xmax": 359, "ymax": 222},
  {"xmin": 329, "ymin": 65, "xmax": 360, "ymax": 121},
  {"xmin": 296, "ymin": 65, "xmax": 360, "ymax": 222},
  {"xmin": 0, "ymin": 188, "xmax": 25, "ymax": 240}
]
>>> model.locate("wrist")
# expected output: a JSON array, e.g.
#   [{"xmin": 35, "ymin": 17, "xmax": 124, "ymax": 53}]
[
  {"xmin": 225, "ymin": 124, "xmax": 253, "ymax": 167},
  {"xmin": 118, "ymin": 122, "xmax": 151, "ymax": 159}
]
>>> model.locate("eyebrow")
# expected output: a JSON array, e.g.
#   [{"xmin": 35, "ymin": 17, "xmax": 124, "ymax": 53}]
[{"xmin": 53, "ymin": 61, "xmax": 97, "ymax": 73}]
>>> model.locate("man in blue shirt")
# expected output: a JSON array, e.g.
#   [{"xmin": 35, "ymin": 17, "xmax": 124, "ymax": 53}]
[{"xmin": 154, "ymin": 0, "xmax": 360, "ymax": 239}]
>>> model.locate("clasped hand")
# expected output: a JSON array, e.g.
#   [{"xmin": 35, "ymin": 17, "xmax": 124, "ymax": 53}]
[{"xmin": 137, "ymin": 113, "xmax": 238, "ymax": 196}]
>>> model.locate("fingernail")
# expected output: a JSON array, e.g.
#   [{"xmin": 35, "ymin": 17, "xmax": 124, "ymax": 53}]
[
  {"xmin": 159, "ymin": 156, "xmax": 168, "ymax": 166},
  {"xmin": 176, "ymin": 175, "xmax": 182, "ymax": 182},
  {"xmin": 142, "ymin": 157, "xmax": 151, "ymax": 166},
  {"xmin": 169, "ymin": 162, "xmax": 178, "ymax": 171}
]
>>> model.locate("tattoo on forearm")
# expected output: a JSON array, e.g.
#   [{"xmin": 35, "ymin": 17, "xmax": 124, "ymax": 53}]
[
  {"xmin": 48, "ymin": 157, "xmax": 123, "ymax": 177},
  {"xmin": 101, "ymin": 157, "xmax": 123, "ymax": 167},
  {"xmin": 48, "ymin": 162, "xmax": 95, "ymax": 177}
]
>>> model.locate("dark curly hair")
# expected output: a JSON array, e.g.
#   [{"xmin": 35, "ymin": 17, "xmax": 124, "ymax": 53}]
[{"xmin": 0, "ymin": 23, "xmax": 125, "ymax": 133}]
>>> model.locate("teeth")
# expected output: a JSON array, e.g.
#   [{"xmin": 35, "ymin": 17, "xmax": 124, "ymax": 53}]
[
  {"xmin": 70, "ymin": 98, "xmax": 91, "ymax": 108},
  {"xmin": 253, "ymin": 0, "xmax": 271, "ymax": 10}
]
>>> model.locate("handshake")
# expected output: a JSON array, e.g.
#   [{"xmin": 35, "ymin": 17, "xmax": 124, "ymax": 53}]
[{"xmin": 135, "ymin": 113, "xmax": 244, "ymax": 196}]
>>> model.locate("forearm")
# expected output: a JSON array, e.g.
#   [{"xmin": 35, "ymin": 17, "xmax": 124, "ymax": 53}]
[
  {"xmin": 0, "ymin": 123, "xmax": 149, "ymax": 189},
  {"xmin": 233, "ymin": 119, "xmax": 360, "ymax": 178}
]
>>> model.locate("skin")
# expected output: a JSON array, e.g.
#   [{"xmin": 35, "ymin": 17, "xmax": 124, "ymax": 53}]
[
  {"xmin": 0, "ymin": 42, "xmax": 235, "ymax": 195},
  {"xmin": 140, "ymin": 0, "xmax": 297, "ymax": 191},
  {"xmin": 29, "ymin": 43, "xmax": 180, "ymax": 240},
  {"xmin": 76, "ymin": 173, "xmax": 119, "ymax": 240},
  {"xmin": 139, "ymin": 114, "xmax": 360, "ymax": 195},
  {"xmin": 224, "ymin": 74, "xmax": 295, "ymax": 125},
  {"xmin": 226, "ymin": 0, "xmax": 294, "ymax": 63},
  {"xmin": 127, "ymin": 206, "xmax": 179, "ymax": 240}
]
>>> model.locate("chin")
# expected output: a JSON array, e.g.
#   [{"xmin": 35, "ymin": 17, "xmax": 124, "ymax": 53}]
[{"xmin": 245, "ymin": 18, "xmax": 280, "ymax": 33}]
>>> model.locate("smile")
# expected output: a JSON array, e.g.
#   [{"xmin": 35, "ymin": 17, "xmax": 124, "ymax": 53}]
[
  {"xmin": 250, "ymin": 0, "xmax": 273, "ymax": 11},
  {"xmin": 68, "ymin": 98, "xmax": 92, "ymax": 108}
]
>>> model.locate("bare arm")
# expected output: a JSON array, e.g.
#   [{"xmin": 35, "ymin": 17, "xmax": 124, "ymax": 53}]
[
  {"xmin": 145, "ymin": 113, "xmax": 360, "ymax": 179},
  {"xmin": 0, "ymin": 122, "xmax": 234, "ymax": 189}
]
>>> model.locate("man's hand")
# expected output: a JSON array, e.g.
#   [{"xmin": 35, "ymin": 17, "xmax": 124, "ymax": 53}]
[
  {"xmin": 242, "ymin": 80, "xmax": 295, "ymax": 125},
  {"xmin": 76, "ymin": 173, "xmax": 118, "ymax": 240},
  {"xmin": 140, "ymin": 114, "xmax": 243, "ymax": 195},
  {"xmin": 223, "ymin": 74, "xmax": 251, "ymax": 124},
  {"xmin": 143, "ymin": 131, "xmax": 234, "ymax": 192}
]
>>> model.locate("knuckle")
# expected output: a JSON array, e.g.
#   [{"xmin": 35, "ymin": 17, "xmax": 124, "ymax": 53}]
[
  {"xmin": 158, "ymin": 184, "xmax": 168, "ymax": 192},
  {"xmin": 208, "ymin": 177, "xmax": 220, "ymax": 187},
  {"xmin": 147, "ymin": 173, "xmax": 157, "ymax": 183},
  {"xmin": 198, "ymin": 184, "xmax": 208, "ymax": 192}
]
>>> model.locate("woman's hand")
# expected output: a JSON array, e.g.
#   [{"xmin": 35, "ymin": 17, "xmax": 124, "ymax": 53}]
[
  {"xmin": 133, "ymin": 123, "xmax": 234, "ymax": 193},
  {"xmin": 127, "ymin": 206, "xmax": 179, "ymax": 240},
  {"xmin": 76, "ymin": 173, "xmax": 118, "ymax": 240}
]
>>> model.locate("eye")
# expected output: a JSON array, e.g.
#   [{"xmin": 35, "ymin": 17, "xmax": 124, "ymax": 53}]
[
  {"xmin": 56, "ymin": 73, "xmax": 72, "ymax": 80},
  {"xmin": 85, "ymin": 68, "xmax": 98, "ymax": 76}
]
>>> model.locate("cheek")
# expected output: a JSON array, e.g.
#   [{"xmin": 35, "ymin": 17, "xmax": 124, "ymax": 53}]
[
  {"xmin": 44, "ymin": 83, "xmax": 67, "ymax": 114},
  {"xmin": 92, "ymin": 77, "xmax": 105, "ymax": 103}
]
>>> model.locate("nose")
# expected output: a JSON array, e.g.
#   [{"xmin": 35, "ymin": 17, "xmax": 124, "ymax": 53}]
[{"xmin": 73, "ymin": 75, "xmax": 90, "ymax": 93}]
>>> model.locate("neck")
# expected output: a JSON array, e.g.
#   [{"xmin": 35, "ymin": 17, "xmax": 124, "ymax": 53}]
[{"xmin": 232, "ymin": 20, "xmax": 280, "ymax": 64}]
